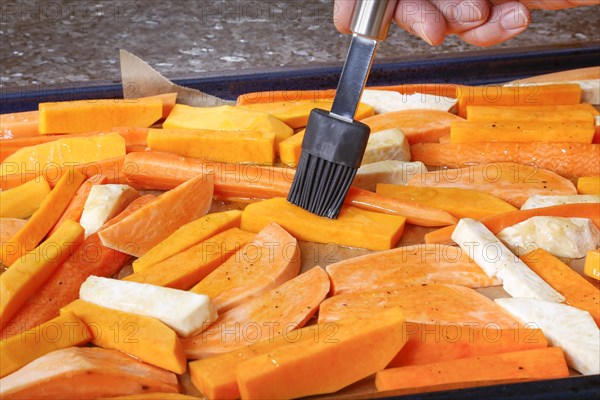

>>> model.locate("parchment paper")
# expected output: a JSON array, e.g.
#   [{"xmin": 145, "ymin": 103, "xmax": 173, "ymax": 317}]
[{"xmin": 119, "ymin": 49, "xmax": 234, "ymax": 107}]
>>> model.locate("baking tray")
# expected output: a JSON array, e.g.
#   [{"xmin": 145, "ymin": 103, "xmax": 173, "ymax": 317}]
[
  {"xmin": 1, "ymin": 41, "xmax": 599, "ymax": 113},
  {"xmin": 1, "ymin": 42, "xmax": 599, "ymax": 399}
]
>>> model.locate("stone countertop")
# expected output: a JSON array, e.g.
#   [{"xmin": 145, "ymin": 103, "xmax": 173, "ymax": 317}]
[{"xmin": 1, "ymin": 0, "xmax": 599, "ymax": 89}]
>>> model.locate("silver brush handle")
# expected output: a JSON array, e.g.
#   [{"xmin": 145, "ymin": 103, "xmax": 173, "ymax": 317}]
[
  {"xmin": 350, "ymin": 0, "xmax": 396, "ymax": 41},
  {"xmin": 330, "ymin": 0, "xmax": 396, "ymax": 120}
]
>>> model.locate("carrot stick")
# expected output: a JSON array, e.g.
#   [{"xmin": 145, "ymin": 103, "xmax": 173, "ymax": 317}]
[
  {"xmin": 521, "ymin": 248, "xmax": 600, "ymax": 326},
  {"xmin": 410, "ymin": 142, "xmax": 600, "ymax": 179},
  {"xmin": 366, "ymin": 83, "xmax": 465, "ymax": 98},
  {"xmin": 376, "ymin": 347, "xmax": 569, "ymax": 393},
  {"xmin": 0, "ymin": 129, "xmax": 145, "ymax": 163},
  {"xmin": 424, "ymin": 203, "xmax": 600, "ymax": 245},
  {"xmin": 123, "ymin": 151, "xmax": 458, "ymax": 227},
  {"xmin": 0, "ymin": 110, "xmax": 39, "ymax": 139},
  {"xmin": 236, "ymin": 89, "xmax": 336, "ymax": 105},
  {"xmin": 47, "ymin": 174, "xmax": 108, "ymax": 236},
  {"xmin": 450, "ymin": 120, "xmax": 595, "ymax": 144},
  {"xmin": 389, "ymin": 323, "xmax": 548, "ymax": 368},
  {"xmin": 0, "ymin": 195, "xmax": 154, "ymax": 339},
  {"xmin": 456, "ymin": 83, "xmax": 582, "ymax": 118},
  {"xmin": 0, "ymin": 170, "xmax": 84, "ymax": 266}
]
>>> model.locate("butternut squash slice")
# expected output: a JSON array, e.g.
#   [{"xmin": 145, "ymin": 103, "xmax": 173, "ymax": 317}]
[
  {"xmin": 318, "ymin": 284, "xmax": 519, "ymax": 328},
  {"xmin": 182, "ymin": 267, "xmax": 330, "ymax": 359}
]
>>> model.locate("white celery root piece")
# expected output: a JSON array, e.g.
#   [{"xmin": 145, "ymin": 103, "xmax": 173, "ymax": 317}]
[
  {"xmin": 451, "ymin": 218, "xmax": 565, "ymax": 303},
  {"xmin": 360, "ymin": 89, "xmax": 457, "ymax": 114},
  {"xmin": 521, "ymin": 194, "xmax": 599, "ymax": 210},
  {"xmin": 80, "ymin": 276, "xmax": 217, "ymax": 337},
  {"xmin": 497, "ymin": 216, "xmax": 600, "ymax": 259},
  {"xmin": 361, "ymin": 128, "xmax": 410, "ymax": 165},
  {"xmin": 496, "ymin": 297, "xmax": 600, "ymax": 375},
  {"xmin": 353, "ymin": 161, "xmax": 427, "ymax": 192},
  {"xmin": 79, "ymin": 184, "xmax": 140, "ymax": 238}
]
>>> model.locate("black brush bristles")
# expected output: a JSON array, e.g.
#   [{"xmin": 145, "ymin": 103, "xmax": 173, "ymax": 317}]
[
  {"xmin": 288, "ymin": 152, "xmax": 357, "ymax": 219},
  {"xmin": 287, "ymin": 109, "xmax": 370, "ymax": 219}
]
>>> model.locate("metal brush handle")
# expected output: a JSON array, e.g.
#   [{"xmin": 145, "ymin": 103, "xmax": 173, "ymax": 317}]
[{"xmin": 350, "ymin": 0, "xmax": 397, "ymax": 41}]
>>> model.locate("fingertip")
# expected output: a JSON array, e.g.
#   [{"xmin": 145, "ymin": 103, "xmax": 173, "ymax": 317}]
[
  {"xmin": 333, "ymin": 0, "xmax": 355, "ymax": 34},
  {"xmin": 458, "ymin": 2, "xmax": 531, "ymax": 47}
]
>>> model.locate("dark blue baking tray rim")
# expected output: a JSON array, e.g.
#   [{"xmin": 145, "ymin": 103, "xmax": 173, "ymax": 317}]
[
  {"xmin": 1, "ymin": 41, "xmax": 599, "ymax": 113},
  {"xmin": 1, "ymin": 42, "xmax": 599, "ymax": 399},
  {"xmin": 375, "ymin": 375, "xmax": 599, "ymax": 400}
]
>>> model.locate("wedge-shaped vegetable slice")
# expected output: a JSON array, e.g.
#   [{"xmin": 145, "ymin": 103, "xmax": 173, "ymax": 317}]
[
  {"xmin": 451, "ymin": 218, "xmax": 565, "ymax": 303},
  {"xmin": 1, "ymin": 170, "xmax": 85, "ymax": 266},
  {"xmin": 360, "ymin": 90, "xmax": 457, "ymax": 114},
  {"xmin": 377, "ymin": 184, "xmax": 516, "ymax": 220},
  {"xmin": 182, "ymin": 267, "xmax": 330, "ymax": 359},
  {"xmin": 80, "ymin": 276, "xmax": 217, "ymax": 337},
  {"xmin": 389, "ymin": 323, "xmax": 547, "ymax": 368},
  {"xmin": 0, "ymin": 220, "xmax": 84, "ymax": 329},
  {"xmin": 235, "ymin": 308, "xmax": 406, "ymax": 400},
  {"xmin": 406, "ymin": 162, "xmax": 577, "ymax": 208},
  {"xmin": 495, "ymin": 298, "xmax": 600, "ymax": 375},
  {"xmin": 353, "ymin": 161, "xmax": 427, "ymax": 192},
  {"xmin": 79, "ymin": 184, "xmax": 140, "ymax": 238},
  {"xmin": 147, "ymin": 128, "xmax": 276, "ymax": 164},
  {"xmin": 163, "ymin": 104, "xmax": 293, "ymax": 145},
  {"xmin": 318, "ymin": 284, "xmax": 519, "ymax": 328},
  {"xmin": 0, "ymin": 311, "xmax": 90, "ymax": 378},
  {"xmin": 133, "ymin": 210, "xmax": 242, "ymax": 272},
  {"xmin": 376, "ymin": 347, "xmax": 569, "ymax": 393},
  {"xmin": 61, "ymin": 299, "xmax": 186, "ymax": 374},
  {"xmin": 1, "ymin": 195, "xmax": 153, "ymax": 340},
  {"xmin": 521, "ymin": 248, "xmax": 599, "ymax": 325},
  {"xmin": 361, "ymin": 128, "xmax": 411, "ymax": 165},
  {"xmin": 0, "ymin": 347, "xmax": 178, "ymax": 399},
  {"xmin": 99, "ymin": 173, "xmax": 214, "ymax": 257},
  {"xmin": 326, "ymin": 244, "xmax": 500, "ymax": 295},
  {"xmin": 0, "ymin": 178, "xmax": 51, "ymax": 219},
  {"xmin": 190, "ymin": 319, "xmax": 347, "ymax": 400},
  {"xmin": 124, "ymin": 228, "xmax": 254, "ymax": 290},
  {"xmin": 190, "ymin": 223, "xmax": 300, "ymax": 312},
  {"xmin": 241, "ymin": 197, "xmax": 405, "ymax": 251},
  {"xmin": 521, "ymin": 194, "xmax": 600, "ymax": 210},
  {"xmin": 498, "ymin": 216, "xmax": 600, "ymax": 258},
  {"xmin": 39, "ymin": 98, "xmax": 163, "ymax": 134},
  {"xmin": 0, "ymin": 133, "xmax": 126, "ymax": 177}
]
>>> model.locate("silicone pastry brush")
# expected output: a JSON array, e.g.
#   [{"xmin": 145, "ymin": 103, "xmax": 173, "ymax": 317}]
[{"xmin": 287, "ymin": 0, "xmax": 397, "ymax": 218}]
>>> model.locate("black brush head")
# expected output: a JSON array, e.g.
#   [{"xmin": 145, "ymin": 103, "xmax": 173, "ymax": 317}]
[{"xmin": 287, "ymin": 109, "xmax": 370, "ymax": 219}]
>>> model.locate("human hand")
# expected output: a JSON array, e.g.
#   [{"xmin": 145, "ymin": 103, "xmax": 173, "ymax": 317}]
[{"xmin": 334, "ymin": 0, "xmax": 600, "ymax": 47}]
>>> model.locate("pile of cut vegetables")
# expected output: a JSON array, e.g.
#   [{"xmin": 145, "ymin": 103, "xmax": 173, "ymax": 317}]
[{"xmin": 0, "ymin": 66, "xmax": 599, "ymax": 400}]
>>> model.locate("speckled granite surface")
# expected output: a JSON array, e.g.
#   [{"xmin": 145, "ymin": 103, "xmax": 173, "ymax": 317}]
[{"xmin": 1, "ymin": 0, "xmax": 599, "ymax": 88}]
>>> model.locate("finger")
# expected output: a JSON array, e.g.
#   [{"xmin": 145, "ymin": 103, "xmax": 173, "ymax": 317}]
[
  {"xmin": 458, "ymin": 1, "xmax": 530, "ymax": 46},
  {"xmin": 394, "ymin": 0, "xmax": 447, "ymax": 45},
  {"xmin": 333, "ymin": 0, "xmax": 356, "ymax": 34},
  {"xmin": 430, "ymin": 0, "xmax": 491, "ymax": 33},
  {"xmin": 521, "ymin": 0, "xmax": 600, "ymax": 9}
]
